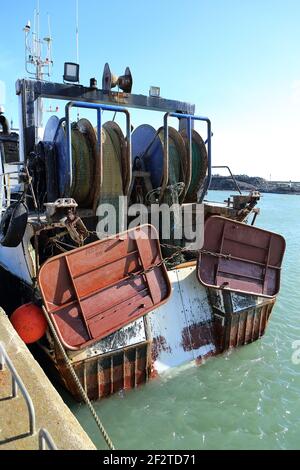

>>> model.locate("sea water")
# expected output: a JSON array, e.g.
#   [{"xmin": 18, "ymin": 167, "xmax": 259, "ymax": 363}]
[{"xmin": 65, "ymin": 191, "xmax": 300, "ymax": 450}]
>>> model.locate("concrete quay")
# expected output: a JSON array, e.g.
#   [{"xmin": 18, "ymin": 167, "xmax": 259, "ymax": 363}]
[{"xmin": 0, "ymin": 308, "xmax": 96, "ymax": 450}]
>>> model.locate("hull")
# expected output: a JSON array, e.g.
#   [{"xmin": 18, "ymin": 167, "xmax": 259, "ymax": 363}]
[{"xmin": 50, "ymin": 265, "xmax": 276, "ymax": 401}]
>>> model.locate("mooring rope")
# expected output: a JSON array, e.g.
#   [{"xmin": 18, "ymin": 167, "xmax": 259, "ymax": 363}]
[{"xmin": 41, "ymin": 306, "xmax": 116, "ymax": 451}]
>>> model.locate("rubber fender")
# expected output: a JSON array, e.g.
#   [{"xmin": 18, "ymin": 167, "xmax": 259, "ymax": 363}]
[
  {"xmin": 0, "ymin": 114, "xmax": 10, "ymax": 135},
  {"xmin": 0, "ymin": 201, "xmax": 28, "ymax": 247},
  {"xmin": 39, "ymin": 141, "xmax": 59, "ymax": 202}
]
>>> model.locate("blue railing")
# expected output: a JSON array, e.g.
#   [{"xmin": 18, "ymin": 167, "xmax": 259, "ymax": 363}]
[
  {"xmin": 163, "ymin": 112, "xmax": 212, "ymax": 203},
  {"xmin": 65, "ymin": 101, "xmax": 132, "ymax": 198}
]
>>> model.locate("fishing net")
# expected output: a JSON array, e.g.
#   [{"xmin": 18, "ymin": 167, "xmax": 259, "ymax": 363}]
[
  {"xmin": 156, "ymin": 127, "xmax": 187, "ymax": 264},
  {"xmin": 180, "ymin": 129, "xmax": 208, "ymax": 202},
  {"xmin": 157, "ymin": 127, "xmax": 187, "ymax": 193},
  {"xmin": 71, "ymin": 125, "xmax": 92, "ymax": 206},
  {"xmin": 98, "ymin": 123, "xmax": 125, "ymax": 236},
  {"xmin": 65, "ymin": 119, "xmax": 99, "ymax": 208}
]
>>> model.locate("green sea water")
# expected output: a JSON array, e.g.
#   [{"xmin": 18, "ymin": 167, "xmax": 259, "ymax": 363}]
[{"xmin": 66, "ymin": 191, "xmax": 300, "ymax": 450}]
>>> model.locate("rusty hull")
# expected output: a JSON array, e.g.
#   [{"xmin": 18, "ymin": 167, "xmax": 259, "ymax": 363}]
[
  {"xmin": 209, "ymin": 289, "xmax": 276, "ymax": 353},
  {"xmin": 55, "ymin": 341, "xmax": 152, "ymax": 401},
  {"xmin": 48, "ymin": 265, "xmax": 277, "ymax": 402}
]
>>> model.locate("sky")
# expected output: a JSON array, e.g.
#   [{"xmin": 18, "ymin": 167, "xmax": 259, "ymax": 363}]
[{"xmin": 1, "ymin": 0, "xmax": 300, "ymax": 180}]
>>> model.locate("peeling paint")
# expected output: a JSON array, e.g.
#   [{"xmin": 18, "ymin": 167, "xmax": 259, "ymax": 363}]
[
  {"xmin": 152, "ymin": 336, "xmax": 172, "ymax": 362},
  {"xmin": 181, "ymin": 322, "xmax": 213, "ymax": 352}
]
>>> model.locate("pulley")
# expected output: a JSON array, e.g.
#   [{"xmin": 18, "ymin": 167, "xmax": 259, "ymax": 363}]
[{"xmin": 102, "ymin": 63, "xmax": 133, "ymax": 93}]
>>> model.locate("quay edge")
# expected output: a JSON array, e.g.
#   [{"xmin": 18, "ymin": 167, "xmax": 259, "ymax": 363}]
[{"xmin": 0, "ymin": 307, "xmax": 96, "ymax": 450}]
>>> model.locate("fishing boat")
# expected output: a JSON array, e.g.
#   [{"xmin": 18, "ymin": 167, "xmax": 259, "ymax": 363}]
[{"xmin": 0, "ymin": 16, "xmax": 285, "ymax": 402}]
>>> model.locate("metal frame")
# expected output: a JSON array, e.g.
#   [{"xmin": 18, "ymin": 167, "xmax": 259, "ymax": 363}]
[
  {"xmin": 65, "ymin": 101, "xmax": 131, "ymax": 200},
  {"xmin": 163, "ymin": 112, "xmax": 212, "ymax": 202},
  {"xmin": 16, "ymin": 79, "xmax": 212, "ymax": 206},
  {"xmin": 0, "ymin": 341, "xmax": 36, "ymax": 436},
  {"xmin": 16, "ymin": 79, "xmax": 195, "ymax": 159}
]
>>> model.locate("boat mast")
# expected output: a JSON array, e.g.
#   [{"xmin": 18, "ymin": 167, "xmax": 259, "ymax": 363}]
[
  {"xmin": 23, "ymin": 0, "xmax": 53, "ymax": 141},
  {"xmin": 76, "ymin": 0, "xmax": 79, "ymax": 65}
]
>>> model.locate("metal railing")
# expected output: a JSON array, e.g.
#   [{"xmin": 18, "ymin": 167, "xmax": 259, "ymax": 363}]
[
  {"xmin": 0, "ymin": 341, "xmax": 36, "ymax": 436},
  {"xmin": 163, "ymin": 112, "xmax": 212, "ymax": 203},
  {"xmin": 211, "ymin": 165, "xmax": 242, "ymax": 195},
  {"xmin": 38, "ymin": 428, "xmax": 58, "ymax": 450},
  {"xmin": 0, "ymin": 341, "xmax": 57, "ymax": 450},
  {"xmin": 0, "ymin": 163, "xmax": 26, "ymax": 217},
  {"xmin": 65, "ymin": 101, "xmax": 132, "ymax": 199}
]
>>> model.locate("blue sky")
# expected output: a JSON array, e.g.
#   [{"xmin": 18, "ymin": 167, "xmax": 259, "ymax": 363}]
[{"xmin": 1, "ymin": 0, "xmax": 300, "ymax": 180}]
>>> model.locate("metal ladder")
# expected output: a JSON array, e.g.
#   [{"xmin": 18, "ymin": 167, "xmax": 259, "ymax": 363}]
[{"xmin": 0, "ymin": 341, "xmax": 57, "ymax": 450}]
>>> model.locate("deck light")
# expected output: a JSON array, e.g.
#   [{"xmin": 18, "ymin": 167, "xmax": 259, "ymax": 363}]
[
  {"xmin": 149, "ymin": 86, "xmax": 160, "ymax": 98},
  {"xmin": 63, "ymin": 62, "xmax": 80, "ymax": 83}
]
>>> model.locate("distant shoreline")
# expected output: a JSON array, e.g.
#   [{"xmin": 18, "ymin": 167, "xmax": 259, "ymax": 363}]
[
  {"xmin": 210, "ymin": 174, "xmax": 300, "ymax": 195},
  {"xmin": 209, "ymin": 189, "xmax": 300, "ymax": 195}
]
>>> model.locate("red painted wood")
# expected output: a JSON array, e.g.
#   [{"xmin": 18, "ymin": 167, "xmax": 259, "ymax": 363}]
[
  {"xmin": 197, "ymin": 216, "xmax": 285, "ymax": 298},
  {"xmin": 39, "ymin": 225, "xmax": 171, "ymax": 350}
]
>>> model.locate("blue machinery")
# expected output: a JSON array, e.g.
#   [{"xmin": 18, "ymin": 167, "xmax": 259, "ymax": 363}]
[
  {"xmin": 16, "ymin": 78, "xmax": 212, "ymax": 203},
  {"xmin": 65, "ymin": 104, "xmax": 211, "ymax": 204}
]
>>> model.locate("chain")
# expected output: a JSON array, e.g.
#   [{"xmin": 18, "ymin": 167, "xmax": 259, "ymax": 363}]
[
  {"xmin": 48, "ymin": 230, "xmax": 232, "ymax": 282},
  {"xmin": 125, "ymin": 242, "xmax": 232, "ymax": 281},
  {"xmin": 160, "ymin": 241, "xmax": 232, "ymax": 260}
]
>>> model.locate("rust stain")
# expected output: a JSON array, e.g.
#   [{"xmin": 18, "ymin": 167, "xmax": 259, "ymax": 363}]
[
  {"xmin": 195, "ymin": 350, "xmax": 215, "ymax": 366},
  {"xmin": 56, "ymin": 342, "xmax": 150, "ymax": 401},
  {"xmin": 217, "ymin": 300, "xmax": 275, "ymax": 352},
  {"xmin": 151, "ymin": 336, "xmax": 172, "ymax": 362},
  {"xmin": 150, "ymin": 366, "xmax": 159, "ymax": 379},
  {"xmin": 181, "ymin": 322, "xmax": 213, "ymax": 352}
]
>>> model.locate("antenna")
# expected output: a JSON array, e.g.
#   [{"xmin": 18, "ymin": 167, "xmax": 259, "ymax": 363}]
[
  {"xmin": 75, "ymin": 0, "xmax": 80, "ymax": 121},
  {"xmin": 48, "ymin": 14, "xmax": 52, "ymax": 43},
  {"xmin": 76, "ymin": 0, "xmax": 79, "ymax": 64},
  {"xmin": 37, "ymin": 0, "xmax": 40, "ymax": 55},
  {"xmin": 23, "ymin": 0, "xmax": 53, "ymax": 80},
  {"xmin": 23, "ymin": 1, "xmax": 54, "ymax": 139}
]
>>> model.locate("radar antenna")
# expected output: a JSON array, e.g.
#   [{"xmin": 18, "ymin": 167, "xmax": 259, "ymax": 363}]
[{"xmin": 23, "ymin": 0, "xmax": 53, "ymax": 80}]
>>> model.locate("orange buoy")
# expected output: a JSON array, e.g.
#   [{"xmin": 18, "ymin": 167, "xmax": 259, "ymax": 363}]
[{"xmin": 10, "ymin": 303, "xmax": 48, "ymax": 344}]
